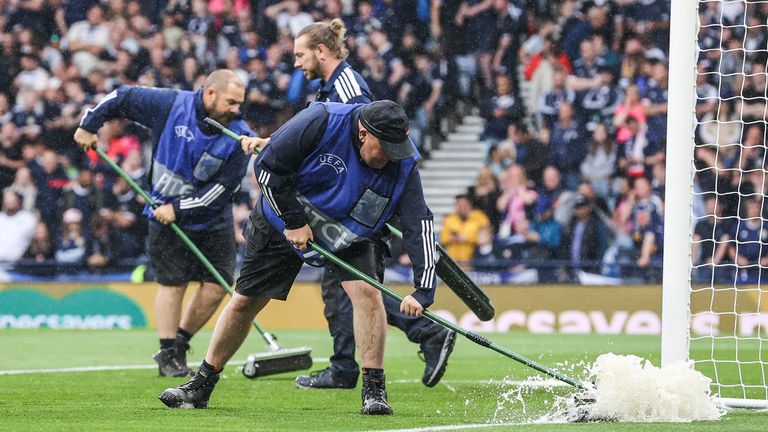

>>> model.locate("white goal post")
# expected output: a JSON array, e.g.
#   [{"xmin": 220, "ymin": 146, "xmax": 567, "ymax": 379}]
[{"xmin": 662, "ymin": 0, "xmax": 768, "ymax": 410}]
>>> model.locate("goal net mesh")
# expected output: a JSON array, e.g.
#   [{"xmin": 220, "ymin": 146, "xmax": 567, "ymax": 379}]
[{"xmin": 690, "ymin": 0, "xmax": 768, "ymax": 401}]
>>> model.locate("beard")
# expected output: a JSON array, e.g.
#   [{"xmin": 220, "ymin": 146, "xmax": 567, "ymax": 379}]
[
  {"xmin": 303, "ymin": 62, "xmax": 323, "ymax": 81},
  {"xmin": 209, "ymin": 106, "xmax": 236, "ymax": 125},
  {"xmin": 213, "ymin": 111, "xmax": 235, "ymax": 124}
]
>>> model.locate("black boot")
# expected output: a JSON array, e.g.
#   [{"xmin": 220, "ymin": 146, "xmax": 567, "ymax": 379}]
[
  {"xmin": 159, "ymin": 366, "xmax": 219, "ymax": 409},
  {"xmin": 295, "ymin": 367, "xmax": 357, "ymax": 389},
  {"xmin": 153, "ymin": 342, "xmax": 190, "ymax": 377},
  {"xmin": 361, "ymin": 369, "xmax": 393, "ymax": 415}
]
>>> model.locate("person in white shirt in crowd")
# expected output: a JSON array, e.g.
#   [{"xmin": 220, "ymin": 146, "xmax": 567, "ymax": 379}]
[
  {"xmin": 64, "ymin": 4, "xmax": 110, "ymax": 76},
  {"xmin": 0, "ymin": 189, "xmax": 37, "ymax": 265}
]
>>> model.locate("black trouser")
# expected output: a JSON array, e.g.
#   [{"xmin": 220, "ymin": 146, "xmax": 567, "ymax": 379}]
[{"xmin": 320, "ymin": 269, "xmax": 439, "ymax": 379}]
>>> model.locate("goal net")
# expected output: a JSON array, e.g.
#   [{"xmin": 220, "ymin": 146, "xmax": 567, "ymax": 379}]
[{"xmin": 663, "ymin": 0, "xmax": 768, "ymax": 409}]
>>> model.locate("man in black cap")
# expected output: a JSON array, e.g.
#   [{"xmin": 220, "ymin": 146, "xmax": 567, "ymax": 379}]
[{"xmin": 159, "ymin": 100, "xmax": 437, "ymax": 415}]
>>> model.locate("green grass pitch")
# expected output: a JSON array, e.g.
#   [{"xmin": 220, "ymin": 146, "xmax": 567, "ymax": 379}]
[{"xmin": 1, "ymin": 329, "xmax": 765, "ymax": 431}]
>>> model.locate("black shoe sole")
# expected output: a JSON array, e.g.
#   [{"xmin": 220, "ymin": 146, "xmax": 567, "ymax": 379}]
[
  {"xmin": 294, "ymin": 378, "xmax": 356, "ymax": 390},
  {"xmin": 361, "ymin": 404, "xmax": 393, "ymax": 415},
  {"xmin": 423, "ymin": 330, "xmax": 456, "ymax": 387},
  {"xmin": 158, "ymin": 389, "xmax": 208, "ymax": 409}
]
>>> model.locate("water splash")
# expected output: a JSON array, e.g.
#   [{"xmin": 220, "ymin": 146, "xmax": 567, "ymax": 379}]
[{"xmin": 489, "ymin": 354, "xmax": 725, "ymax": 424}]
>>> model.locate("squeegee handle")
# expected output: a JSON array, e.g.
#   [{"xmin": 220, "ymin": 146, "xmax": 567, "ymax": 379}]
[
  {"xmin": 308, "ymin": 240, "xmax": 587, "ymax": 390},
  {"xmin": 93, "ymin": 146, "xmax": 277, "ymax": 346}
]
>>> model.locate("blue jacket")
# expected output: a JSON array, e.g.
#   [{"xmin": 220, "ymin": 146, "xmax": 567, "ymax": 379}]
[
  {"xmin": 255, "ymin": 102, "xmax": 437, "ymax": 307},
  {"xmin": 80, "ymin": 87, "xmax": 251, "ymax": 231}
]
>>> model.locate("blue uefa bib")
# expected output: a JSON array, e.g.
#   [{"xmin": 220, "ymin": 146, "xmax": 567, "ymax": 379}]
[{"xmin": 263, "ymin": 102, "xmax": 419, "ymax": 265}]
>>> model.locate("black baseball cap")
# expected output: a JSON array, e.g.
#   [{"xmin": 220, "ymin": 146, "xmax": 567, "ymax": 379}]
[{"xmin": 359, "ymin": 100, "xmax": 415, "ymax": 161}]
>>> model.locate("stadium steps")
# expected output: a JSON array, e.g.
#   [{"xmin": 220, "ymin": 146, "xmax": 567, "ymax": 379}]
[{"xmin": 421, "ymin": 115, "xmax": 487, "ymax": 231}]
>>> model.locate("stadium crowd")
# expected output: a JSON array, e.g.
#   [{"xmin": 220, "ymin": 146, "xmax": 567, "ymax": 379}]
[{"xmin": 0, "ymin": 0, "xmax": 759, "ymax": 284}]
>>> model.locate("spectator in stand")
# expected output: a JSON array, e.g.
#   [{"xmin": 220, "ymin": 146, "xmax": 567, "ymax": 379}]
[
  {"xmin": 104, "ymin": 176, "xmax": 146, "ymax": 258},
  {"xmin": 538, "ymin": 67, "xmax": 575, "ymax": 129},
  {"xmin": 86, "ymin": 213, "xmax": 114, "ymax": 271},
  {"xmin": 244, "ymin": 55, "xmax": 282, "ymax": 137},
  {"xmin": 729, "ymin": 198, "xmax": 768, "ymax": 284},
  {"xmin": 613, "ymin": 84, "xmax": 646, "ymax": 143},
  {"xmin": 12, "ymin": 91, "xmax": 45, "ymax": 142},
  {"xmin": 454, "ymin": 0, "xmax": 496, "ymax": 92},
  {"xmin": 55, "ymin": 207, "xmax": 87, "ymax": 267},
  {"xmin": 500, "ymin": 216, "xmax": 546, "ymax": 261},
  {"xmin": 0, "ymin": 122, "xmax": 25, "ymax": 190},
  {"xmin": 691, "ymin": 195, "xmax": 732, "ymax": 283},
  {"xmin": 641, "ymin": 60, "xmax": 669, "ymax": 157},
  {"xmin": 9, "ymin": 166, "xmax": 38, "ymax": 211},
  {"xmin": 486, "ymin": 142, "xmax": 513, "ymax": 178},
  {"xmin": 580, "ymin": 64, "xmax": 622, "ymax": 131},
  {"xmin": 491, "ymin": 0, "xmax": 524, "ymax": 79},
  {"xmin": 531, "ymin": 202, "xmax": 562, "ymax": 260},
  {"xmin": 347, "ymin": 0, "xmax": 382, "ymax": 47},
  {"xmin": 631, "ymin": 177, "xmax": 664, "ymax": 218},
  {"xmin": 397, "ymin": 56, "xmax": 433, "ymax": 155},
  {"xmin": 467, "ymin": 166, "xmax": 502, "ymax": 233},
  {"xmin": 65, "ymin": 4, "xmax": 110, "ymax": 76},
  {"xmin": 571, "ymin": 38, "xmax": 605, "ymax": 80},
  {"xmin": 577, "ymin": 181, "xmax": 611, "ymax": 219},
  {"xmin": 697, "ymin": 99, "xmax": 741, "ymax": 149},
  {"xmin": 548, "ymin": 101, "xmax": 586, "ymax": 189},
  {"xmin": 412, "ymin": 52, "xmax": 444, "ymax": 148},
  {"xmin": 0, "ymin": 189, "xmax": 37, "ymax": 265},
  {"xmin": 13, "ymin": 53, "xmax": 50, "ymax": 95},
  {"xmin": 509, "ymin": 123, "xmax": 547, "ymax": 185},
  {"xmin": 579, "ymin": 123, "xmax": 617, "ymax": 198},
  {"xmin": 441, "ymin": 194, "xmax": 491, "ymax": 264},
  {"xmin": 0, "ymin": 93, "xmax": 11, "ymax": 124},
  {"xmin": 524, "ymin": 37, "xmax": 571, "ymax": 120},
  {"xmin": 616, "ymin": 116, "xmax": 648, "ymax": 179},
  {"xmin": 266, "ymin": 1, "xmax": 315, "ymax": 38},
  {"xmin": 30, "ymin": 148, "xmax": 69, "ymax": 233},
  {"xmin": 367, "ymin": 30, "xmax": 407, "ymax": 100},
  {"xmin": 695, "ymin": 69, "xmax": 718, "ymax": 118},
  {"xmin": 23, "ymin": 221, "xmax": 55, "ymax": 263},
  {"xmin": 481, "ymin": 73, "xmax": 523, "ymax": 143},
  {"xmin": 627, "ymin": 202, "xmax": 664, "ymax": 279},
  {"xmin": 496, "ymin": 164, "xmax": 537, "ymax": 239},
  {"xmin": 472, "ymin": 226, "xmax": 504, "ymax": 272},
  {"xmin": 521, "ymin": 21, "xmax": 562, "ymax": 79},
  {"xmin": 563, "ymin": 196, "xmax": 602, "ymax": 275},
  {"xmin": 62, "ymin": 167, "xmax": 104, "ymax": 223}
]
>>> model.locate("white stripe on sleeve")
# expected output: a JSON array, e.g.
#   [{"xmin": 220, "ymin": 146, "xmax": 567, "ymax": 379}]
[
  {"xmin": 258, "ymin": 170, "xmax": 282, "ymax": 215},
  {"xmin": 341, "ymin": 68, "xmax": 363, "ymax": 96},
  {"xmin": 178, "ymin": 184, "xmax": 226, "ymax": 209},
  {"xmin": 419, "ymin": 219, "xmax": 436, "ymax": 288},
  {"xmin": 333, "ymin": 80, "xmax": 351, "ymax": 103}
]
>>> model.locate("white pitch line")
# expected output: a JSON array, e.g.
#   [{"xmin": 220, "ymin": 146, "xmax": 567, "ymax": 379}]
[
  {"xmin": 389, "ymin": 378, "xmax": 569, "ymax": 388},
  {"xmin": 0, "ymin": 364, "xmax": 159, "ymax": 375},
  {"xmin": 0, "ymin": 362, "xmax": 572, "ymax": 391},
  {"xmin": 0, "ymin": 357, "xmax": 573, "ymax": 391},
  {"xmin": 365, "ymin": 423, "xmax": 522, "ymax": 432},
  {"xmin": 0, "ymin": 357, "xmax": 332, "ymax": 376}
]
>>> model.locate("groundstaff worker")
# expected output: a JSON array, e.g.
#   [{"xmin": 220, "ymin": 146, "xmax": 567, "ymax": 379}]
[
  {"xmin": 292, "ymin": 19, "xmax": 455, "ymax": 390},
  {"xmin": 74, "ymin": 70, "xmax": 253, "ymax": 377},
  {"xmin": 159, "ymin": 100, "xmax": 437, "ymax": 415}
]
